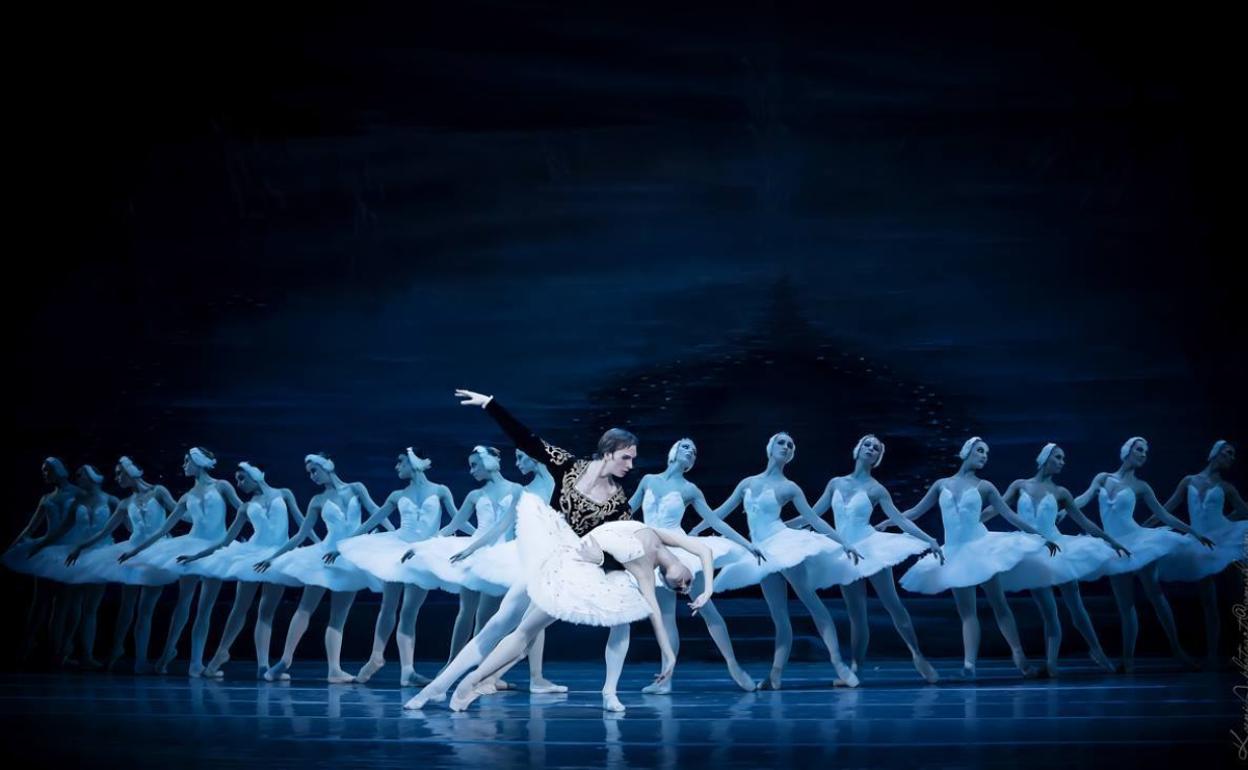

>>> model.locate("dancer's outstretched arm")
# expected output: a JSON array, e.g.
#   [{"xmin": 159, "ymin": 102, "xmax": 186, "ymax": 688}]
[
  {"xmin": 1053, "ymin": 487, "xmax": 1130, "ymax": 557},
  {"xmin": 457, "ymin": 389, "xmax": 575, "ymax": 470},
  {"xmin": 280, "ymin": 488, "xmax": 320, "ymax": 544},
  {"xmin": 1144, "ymin": 476, "xmax": 1189, "ymax": 526},
  {"xmin": 1138, "ymin": 482, "xmax": 1214, "ymax": 548},
  {"xmin": 451, "ymin": 489, "xmax": 520, "ymax": 563},
  {"xmin": 1073, "ymin": 473, "xmax": 1109, "ymax": 510},
  {"xmin": 687, "ymin": 483, "xmax": 765, "ymax": 563},
  {"xmin": 873, "ymin": 483, "xmax": 944, "ymax": 563},
  {"xmin": 27, "ymin": 498, "xmax": 87, "ymax": 558},
  {"xmin": 7, "ymin": 495, "xmax": 55, "ymax": 552},
  {"xmin": 178, "ymin": 504, "xmax": 250, "ymax": 564},
  {"xmin": 652, "ymin": 530, "xmax": 715, "ymax": 610},
  {"xmin": 323, "ymin": 490, "xmax": 400, "ymax": 564},
  {"xmin": 353, "ymin": 482, "xmax": 395, "ymax": 532},
  {"xmin": 877, "ymin": 480, "xmax": 940, "ymax": 530},
  {"xmin": 439, "ymin": 490, "xmax": 480, "ymax": 536}
]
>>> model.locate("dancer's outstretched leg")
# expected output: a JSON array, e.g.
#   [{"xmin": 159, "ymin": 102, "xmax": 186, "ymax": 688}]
[
  {"xmin": 1030, "ymin": 587, "xmax": 1062, "ymax": 677},
  {"xmin": 187, "ymin": 578, "xmax": 223, "ymax": 676},
  {"xmin": 134, "ymin": 586, "xmax": 162, "ymax": 674},
  {"xmin": 265, "ymin": 586, "xmax": 326, "ymax": 681},
  {"xmin": 204, "ymin": 583, "xmax": 259, "ymax": 677},
  {"xmin": 357, "ymin": 582, "xmax": 400, "ymax": 683},
  {"xmin": 1138, "ymin": 564, "xmax": 1197, "ymax": 668},
  {"xmin": 952, "ymin": 586, "xmax": 981, "ymax": 678},
  {"xmin": 156, "ymin": 576, "xmax": 198, "ymax": 673},
  {"xmin": 447, "ymin": 589, "xmax": 481, "ymax": 663},
  {"xmin": 78, "ymin": 585, "xmax": 106, "ymax": 668},
  {"xmin": 253, "ymin": 585, "xmax": 284, "ymax": 677},
  {"xmin": 1108, "ymin": 573, "xmax": 1139, "ymax": 672},
  {"xmin": 324, "ymin": 590, "xmax": 357, "ymax": 683},
  {"xmin": 396, "ymin": 585, "xmax": 429, "ymax": 686},
  {"xmin": 405, "ymin": 583, "xmax": 532, "ymax": 709},
  {"xmin": 758, "ymin": 573, "xmax": 792, "ymax": 689},
  {"xmin": 981, "ymin": 576, "xmax": 1037, "ymax": 677},
  {"xmin": 449, "ymin": 605, "xmax": 555, "ymax": 711},
  {"xmin": 1058, "ymin": 581, "xmax": 1115, "ymax": 671},
  {"xmin": 108, "ymin": 586, "xmax": 139, "ymax": 670},
  {"xmin": 527, "ymin": 629, "xmax": 565, "ymax": 693},
  {"xmin": 785, "ymin": 563, "xmax": 858, "ymax": 687},
  {"xmin": 869, "ymin": 568, "xmax": 938, "ymax": 683},
  {"xmin": 842, "ymin": 579, "xmax": 870, "ymax": 671},
  {"xmin": 602, "ymin": 624, "xmax": 630, "ymax": 712}
]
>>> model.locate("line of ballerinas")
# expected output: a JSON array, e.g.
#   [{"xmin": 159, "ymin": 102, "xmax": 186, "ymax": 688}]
[{"xmin": 5, "ymin": 423, "xmax": 1239, "ymax": 702}]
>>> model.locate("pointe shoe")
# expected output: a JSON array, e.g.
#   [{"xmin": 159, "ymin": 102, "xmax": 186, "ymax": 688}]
[
  {"xmin": 404, "ymin": 689, "xmax": 446, "ymax": 710},
  {"xmin": 449, "ymin": 681, "xmax": 487, "ymax": 712},
  {"xmin": 642, "ymin": 679, "xmax": 672, "ymax": 695},
  {"xmin": 154, "ymin": 654, "xmax": 174, "ymax": 675},
  {"xmin": 1089, "ymin": 649, "xmax": 1118, "ymax": 673},
  {"xmin": 958, "ymin": 663, "xmax": 977, "ymax": 680},
  {"xmin": 602, "ymin": 692, "xmax": 626, "ymax": 712},
  {"xmin": 491, "ymin": 678, "xmax": 514, "ymax": 691},
  {"xmin": 833, "ymin": 661, "xmax": 860, "ymax": 688},
  {"xmin": 204, "ymin": 652, "xmax": 229, "ymax": 678},
  {"xmin": 263, "ymin": 661, "xmax": 289, "ymax": 682},
  {"xmin": 355, "ymin": 656, "xmax": 385, "ymax": 684},
  {"xmin": 758, "ymin": 670, "xmax": 783, "ymax": 691},
  {"xmin": 476, "ymin": 680, "xmax": 499, "ymax": 696},
  {"xmin": 528, "ymin": 678, "xmax": 568, "ymax": 694},
  {"xmin": 913, "ymin": 656, "xmax": 940, "ymax": 684},
  {"xmin": 400, "ymin": 668, "xmax": 432, "ymax": 687},
  {"xmin": 326, "ymin": 669, "xmax": 357, "ymax": 684},
  {"xmin": 187, "ymin": 662, "xmax": 206, "ymax": 678}
]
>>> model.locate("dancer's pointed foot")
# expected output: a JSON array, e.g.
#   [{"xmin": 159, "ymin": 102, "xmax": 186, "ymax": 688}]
[
  {"xmin": 832, "ymin": 661, "xmax": 860, "ymax": 688},
  {"xmin": 449, "ymin": 679, "xmax": 487, "ymax": 712},
  {"xmin": 155, "ymin": 652, "xmax": 175, "ymax": 675},
  {"xmin": 204, "ymin": 651, "xmax": 229, "ymax": 678},
  {"xmin": 602, "ymin": 692, "xmax": 626, "ymax": 712},
  {"xmin": 404, "ymin": 688, "xmax": 446, "ymax": 710},
  {"xmin": 528, "ymin": 677, "xmax": 568, "ymax": 694},
  {"xmin": 1089, "ymin": 648, "xmax": 1118, "ymax": 673},
  {"xmin": 641, "ymin": 678, "xmax": 672, "ymax": 695},
  {"xmin": 1043, "ymin": 660, "xmax": 1061, "ymax": 678},
  {"xmin": 326, "ymin": 668, "xmax": 356, "ymax": 684},
  {"xmin": 758, "ymin": 669, "xmax": 783, "ymax": 690},
  {"xmin": 727, "ymin": 664, "xmax": 757, "ymax": 692},
  {"xmin": 1012, "ymin": 651, "xmax": 1038, "ymax": 678},
  {"xmin": 263, "ymin": 660, "xmax": 289, "ymax": 682},
  {"xmin": 476, "ymin": 680, "xmax": 499, "ymax": 696},
  {"xmin": 913, "ymin": 655, "xmax": 940, "ymax": 684},
  {"xmin": 187, "ymin": 662, "xmax": 205, "ymax": 678},
  {"xmin": 355, "ymin": 655, "xmax": 385, "ymax": 684},
  {"xmin": 400, "ymin": 668, "xmax": 432, "ymax": 687},
  {"xmin": 958, "ymin": 663, "xmax": 977, "ymax": 680},
  {"xmin": 491, "ymin": 677, "xmax": 514, "ymax": 691}
]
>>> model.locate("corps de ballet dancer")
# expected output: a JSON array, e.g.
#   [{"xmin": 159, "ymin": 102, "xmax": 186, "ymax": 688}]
[
  {"xmin": 1073, "ymin": 437, "xmax": 1214, "ymax": 671},
  {"xmin": 691, "ymin": 432, "xmax": 865, "ymax": 689},
  {"xmin": 896, "ymin": 437, "xmax": 1059, "ymax": 679},
  {"xmin": 991, "ymin": 443, "xmax": 1130, "ymax": 675},
  {"xmin": 119, "ymin": 447, "xmax": 244, "ymax": 676},
  {"xmin": 176, "ymin": 461, "xmax": 308, "ymax": 678},
  {"xmin": 26, "ymin": 464, "xmax": 116, "ymax": 667},
  {"xmin": 254, "ymin": 453, "xmax": 384, "ymax": 682},
  {"xmin": 629, "ymin": 437, "xmax": 762, "ymax": 693},
  {"xmin": 334, "ymin": 447, "xmax": 457, "ymax": 685},
  {"xmin": 64, "ymin": 457, "xmax": 178, "ymax": 672},
  {"xmin": 1154, "ymin": 440, "xmax": 1248, "ymax": 666},
  {"xmin": 406, "ymin": 389, "xmax": 656, "ymax": 712},
  {"xmin": 3, "ymin": 457, "xmax": 81, "ymax": 664},
  {"xmin": 801, "ymin": 435, "xmax": 945, "ymax": 683}
]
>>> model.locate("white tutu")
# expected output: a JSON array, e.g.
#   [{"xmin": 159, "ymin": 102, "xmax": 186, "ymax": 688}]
[
  {"xmin": 125, "ymin": 535, "xmax": 220, "ymax": 579},
  {"xmin": 900, "ymin": 531, "xmax": 1045, "ymax": 593},
  {"xmin": 397, "ymin": 535, "xmax": 472, "ymax": 593},
  {"xmin": 836, "ymin": 530, "xmax": 930, "ymax": 583},
  {"xmin": 183, "ymin": 541, "xmax": 299, "ymax": 586},
  {"xmin": 999, "ymin": 534, "xmax": 1117, "ymax": 592},
  {"xmin": 1159, "ymin": 520, "xmax": 1248, "ymax": 581},
  {"xmin": 1, "ymin": 540, "xmax": 41, "ymax": 576},
  {"xmin": 1087, "ymin": 527, "xmax": 1188, "ymax": 578},
  {"xmin": 516, "ymin": 492, "xmax": 650, "ymax": 627},
  {"xmin": 714, "ymin": 528, "xmax": 861, "ymax": 591},
  {"xmin": 268, "ymin": 541, "xmax": 383, "ymax": 592},
  {"xmin": 460, "ymin": 539, "xmax": 520, "ymax": 596},
  {"xmin": 338, "ymin": 531, "xmax": 428, "ymax": 585},
  {"xmin": 28, "ymin": 543, "xmax": 106, "ymax": 583},
  {"xmin": 74, "ymin": 540, "xmax": 179, "ymax": 586}
]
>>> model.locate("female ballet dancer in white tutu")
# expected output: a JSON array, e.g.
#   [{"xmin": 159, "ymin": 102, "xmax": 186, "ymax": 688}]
[
  {"xmin": 896, "ymin": 437, "xmax": 1059, "ymax": 679},
  {"xmin": 254, "ymin": 453, "xmax": 384, "ymax": 682},
  {"xmin": 65, "ymin": 457, "xmax": 178, "ymax": 672},
  {"xmin": 176, "ymin": 461, "xmax": 307, "ymax": 678},
  {"xmin": 1154, "ymin": 440, "xmax": 1248, "ymax": 667},
  {"xmin": 802, "ymin": 435, "xmax": 945, "ymax": 683},
  {"xmin": 629, "ymin": 437, "xmax": 763, "ymax": 693},
  {"xmin": 119, "ymin": 447, "xmax": 245, "ymax": 676},
  {"xmin": 449, "ymin": 516, "xmax": 715, "ymax": 713},
  {"xmin": 334, "ymin": 448, "xmax": 457, "ymax": 685},
  {"xmin": 413, "ymin": 388, "xmax": 671, "ymax": 712},
  {"xmin": 991, "ymin": 443, "xmax": 1130, "ymax": 675},
  {"xmin": 1072, "ymin": 437, "xmax": 1214, "ymax": 671},
  {"xmin": 4, "ymin": 458, "xmax": 81, "ymax": 664},
  {"xmin": 395, "ymin": 446, "xmax": 517, "ymax": 670},
  {"xmin": 512, "ymin": 448, "xmax": 563, "ymax": 694},
  {"xmin": 27, "ymin": 464, "xmax": 117, "ymax": 667},
  {"xmin": 691, "ymin": 432, "xmax": 865, "ymax": 689}
]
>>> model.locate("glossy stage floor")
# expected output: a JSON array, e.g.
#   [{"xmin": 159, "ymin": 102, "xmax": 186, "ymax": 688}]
[{"xmin": 1, "ymin": 656, "xmax": 1239, "ymax": 769}]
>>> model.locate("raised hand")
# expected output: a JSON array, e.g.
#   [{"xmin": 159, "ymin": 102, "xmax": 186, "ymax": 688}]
[
  {"xmin": 322, "ymin": 551, "xmax": 339, "ymax": 565},
  {"xmin": 1044, "ymin": 540, "xmax": 1062, "ymax": 556},
  {"xmin": 929, "ymin": 543, "xmax": 946, "ymax": 565},
  {"xmin": 454, "ymin": 389, "xmax": 491, "ymax": 407},
  {"xmin": 400, "ymin": 549, "xmax": 416, "ymax": 563},
  {"xmin": 254, "ymin": 559, "xmax": 272, "ymax": 574},
  {"xmin": 175, "ymin": 553, "xmax": 201, "ymax": 564},
  {"xmin": 750, "ymin": 546, "xmax": 767, "ymax": 564}
]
